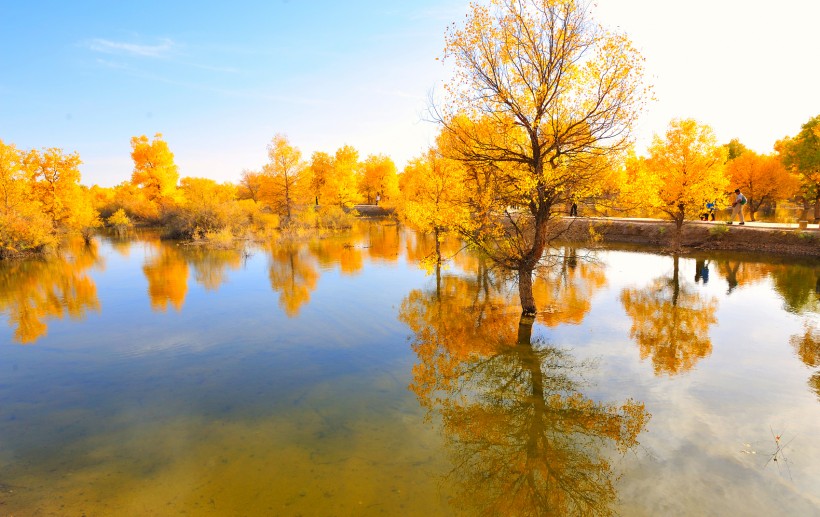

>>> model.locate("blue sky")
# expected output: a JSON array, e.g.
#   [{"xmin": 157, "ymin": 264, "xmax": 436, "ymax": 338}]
[{"xmin": 2, "ymin": 1, "xmax": 819, "ymax": 186}]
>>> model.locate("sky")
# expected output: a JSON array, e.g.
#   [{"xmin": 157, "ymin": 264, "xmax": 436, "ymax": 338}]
[{"xmin": 1, "ymin": 0, "xmax": 819, "ymax": 187}]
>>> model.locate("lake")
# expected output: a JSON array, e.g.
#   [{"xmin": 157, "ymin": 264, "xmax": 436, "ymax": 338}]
[{"xmin": 1, "ymin": 221, "xmax": 818, "ymax": 515}]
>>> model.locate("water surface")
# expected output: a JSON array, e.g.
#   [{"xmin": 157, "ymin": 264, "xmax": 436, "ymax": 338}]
[{"xmin": 0, "ymin": 222, "xmax": 818, "ymax": 515}]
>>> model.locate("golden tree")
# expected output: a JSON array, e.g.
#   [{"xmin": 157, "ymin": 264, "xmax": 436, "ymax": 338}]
[
  {"xmin": 320, "ymin": 145, "xmax": 360, "ymax": 208},
  {"xmin": 399, "ymin": 148, "xmax": 470, "ymax": 269},
  {"xmin": 307, "ymin": 151, "xmax": 333, "ymax": 206},
  {"xmin": 260, "ymin": 134, "xmax": 306, "ymax": 224},
  {"xmin": 358, "ymin": 154, "xmax": 398, "ymax": 205},
  {"xmin": 776, "ymin": 114, "xmax": 820, "ymax": 222},
  {"xmin": 25, "ymin": 146, "xmax": 99, "ymax": 238},
  {"xmin": 620, "ymin": 255, "xmax": 719, "ymax": 375},
  {"xmin": 0, "ymin": 140, "xmax": 55, "ymax": 255},
  {"xmin": 237, "ymin": 169, "xmax": 264, "ymax": 204},
  {"xmin": 130, "ymin": 133, "xmax": 180, "ymax": 204},
  {"xmin": 726, "ymin": 151, "xmax": 799, "ymax": 221},
  {"xmin": 436, "ymin": 0, "xmax": 649, "ymax": 315},
  {"xmin": 642, "ymin": 119, "xmax": 728, "ymax": 250}
]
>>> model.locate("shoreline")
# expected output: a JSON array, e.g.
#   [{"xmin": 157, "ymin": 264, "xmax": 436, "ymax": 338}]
[{"xmin": 558, "ymin": 217, "xmax": 820, "ymax": 258}]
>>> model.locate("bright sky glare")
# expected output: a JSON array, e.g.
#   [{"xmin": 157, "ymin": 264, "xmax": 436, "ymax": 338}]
[{"xmin": 1, "ymin": 0, "xmax": 818, "ymax": 187}]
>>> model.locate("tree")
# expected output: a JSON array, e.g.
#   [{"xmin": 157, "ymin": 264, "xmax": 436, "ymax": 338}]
[
  {"xmin": 724, "ymin": 138, "xmax": 749, "ymax": 161},
  {"xmin": 776, "ymin": 114, "xmax": 820, "ymax": 222},
  {"xmin": 359, "ymin": 154, "xmax": 398, "ymax": 205},
  {"xmin": 641, "ymin": 119, "xmax": 728, "ymax": 250},
  {"xmin": 259, "ymin": 134, "xmax": 306, "ymax": 224},
  {"xmin": 726, "ymin": 151, "xmax": 799, "ymax": 221},
  {"xmin": 307, "ymin": 151, "xmax": 333, "ymax": 205},
  {"xmin": 130, "ymin": 133, "xmax": 179, "ymax": 203},
  {"xmin": 399, "ymin": 148, "xmax": 470, "ymax": 269},
  {"xmin": 0, "ymin": 140, "xmax": 55, "ymax": 255},
  {"xmin": 237, "ymin": 169, "xmax": 264, "ymax": 204},
  {"xmin": 435, "ymin": 0, "xmax": 648, "ymax": 315},
  {"xmin": 321, "ymin": 145, "xmax": 360, "ymax": 208}
]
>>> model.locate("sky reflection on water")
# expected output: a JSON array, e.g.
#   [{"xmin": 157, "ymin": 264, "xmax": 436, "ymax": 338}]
[{"xmin": 0, "ymin": 222, "xmax": 818, "ymax": 515}]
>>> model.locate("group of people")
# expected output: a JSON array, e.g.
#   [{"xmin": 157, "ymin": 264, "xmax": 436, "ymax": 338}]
[{"xmin": 701, "ymin": 189, "xmax": 747, "ymax": 225}]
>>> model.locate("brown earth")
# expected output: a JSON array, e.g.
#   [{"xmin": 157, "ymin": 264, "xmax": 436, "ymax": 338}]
[{"xmin": 558, "ymin": 218, "xmax": 820, "ymax": 258}]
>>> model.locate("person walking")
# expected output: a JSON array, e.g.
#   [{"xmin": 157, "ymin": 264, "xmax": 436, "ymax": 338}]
[{"xmin": 728, "ymin": 189, "xmax": 746, "ymax": 225}]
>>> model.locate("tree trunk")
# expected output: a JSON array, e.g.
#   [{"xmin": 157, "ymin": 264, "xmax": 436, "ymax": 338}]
[
  {"xmin": 517, "ymin": 313, "xmax": 535, "ymax": 345},
  {"xmin": 814, "ymin": 193, "xmax": 820, "ymax": 223},
  {"xmin": 519, "ymin": 267, "xmax": 536, "ymax": 316}
]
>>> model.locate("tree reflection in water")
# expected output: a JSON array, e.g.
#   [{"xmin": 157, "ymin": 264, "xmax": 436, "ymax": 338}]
[
  {"xmin": 400, "ymin": 256, "xmax": 649, "ymax": 516},
  {"xmin": 267, "ymin": 240, "xmax": 318, "ymax": 317},
  {"xmin": 621, "ymin": 254, "xmax": 719, "ymax": 376},
  {"xmin": 0, "ymin": 237, "xmax": 102, "ymax": 343},
  {"xmin": 791, "ymin": 321, "xmax": 820, "ymax": 401}
]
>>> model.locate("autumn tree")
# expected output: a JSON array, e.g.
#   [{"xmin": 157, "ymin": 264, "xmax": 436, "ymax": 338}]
[
  {"xmin": 259, "ymin": 134, "xmax": 306, "ymax": 224},
  {"xmin": 0, "ymin": 140, "xmax": 55, "ymax": 255},
  {"xmin": 399, "ymin": 148, "xmax": 469, "ymax": 269},
  {"xmin": 130, "ymin": 133, "xmax": 180, "ymax": 204},
  {"xmin": 435, "ymin": 0, "xmax": 649, "ymax": 315},
  {"xmin": 777, "ymin": 114, "xmax": 820, "ymax": 222},
  {"xmin": 726, "ymin": 151, "xmax": 799, "ymax": 221},
  {"xmin": 237, "ymin": 169, "xmax": 264, "ymax": 204},
  {"xmin": 640, "ymin": 119, "xmax": 728, "ymax": 250},
  {"xmin": 307, "ymin": 151, "xmax": 333, "ymax": 205},
  {"xmin": 358, "ymin": 154, "xmax": 398, "ymax": 205},
  {"xmin": 724, "ymin": 138, "xmax": 749, "ymax": 161},
  {"xmin": 321, "ymin": 145, "xmax": 360, "ymax": 208},
  {"xmin": 172, "ymin": 177, "xmax": 242, "ymax": 238}
]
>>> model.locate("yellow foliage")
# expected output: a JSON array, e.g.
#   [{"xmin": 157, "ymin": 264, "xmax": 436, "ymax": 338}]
[
  {"xmin": 727, "ymin": 151, "xmax": 800, "ymax": 220},
  {"xmin": 130, "ymin": 133, "xmax": 180, "ymax": 202},
  {"xmin": 0, "ymin": 238, "xmax": 101, "ymax": 343},
  {"xmin": 259, "ymin": 134, "xmax": 308, "ymax": 223}
]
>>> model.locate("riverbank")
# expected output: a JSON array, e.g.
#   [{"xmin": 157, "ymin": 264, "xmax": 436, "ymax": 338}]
[{"xmin": 559, "ymin": 217, "xmax": 820, "ymax": 257}]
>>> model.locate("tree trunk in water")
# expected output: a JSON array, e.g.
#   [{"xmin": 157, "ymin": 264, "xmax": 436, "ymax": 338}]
[
  {"xmin": 517, "ymin": 313, "xmax": 535, "ymax": 345},
  {"xmin": 814, "ymin": 193, "xmax": 820, "ymax": 223},
  {"xmin": 519, "ymin": 267, "xmax": 536, "ymax": 316}
]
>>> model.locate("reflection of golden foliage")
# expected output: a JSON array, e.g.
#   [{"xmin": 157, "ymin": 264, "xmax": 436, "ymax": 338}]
[
  {"xmin": 791, "ymin": 321, "xmax": 820, "ymax": 367},
  {"xmin": 534, "ymin": 249, "xmax": 607, "ymax": 327},
  {"xmin": 143, "ymin": 245, "xmax": 189, "ymax": 312},
  {"xmin": 621, "ymin": 256, "xmax": 718, "ymax": 376},
  {"xmin": 308, "ymin": 238, "xmax": 363, "ymax": 276},
  {"xmin": 0, "ymin": 238, "xmax": 102, "ymax": 343},
  {"xmin": 268, "ymin": 242, "xmax": 318, "ymax": 317},
  {"xmin": 714, "ymin": 260, "xmax": 772, "ymax": 293},
  {"xmin": 184, "ymin": 247, "xmax": 242, "ymax": 290},
  {"xmin": 400, "ymin": 267, "xmax": 649, "ymax": 516},
  {"xmin": 810, "ymin": 372, "xmax": 820, "ymax": 400},
  {"xmin": 365, "ymin": 222, "xmax": 401, "ymax": 262}
]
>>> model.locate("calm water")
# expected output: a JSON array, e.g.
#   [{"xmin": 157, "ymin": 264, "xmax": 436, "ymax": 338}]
[{"xmin": 0, "ymin": 222, "xmax": 818, "ymax": 516}]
